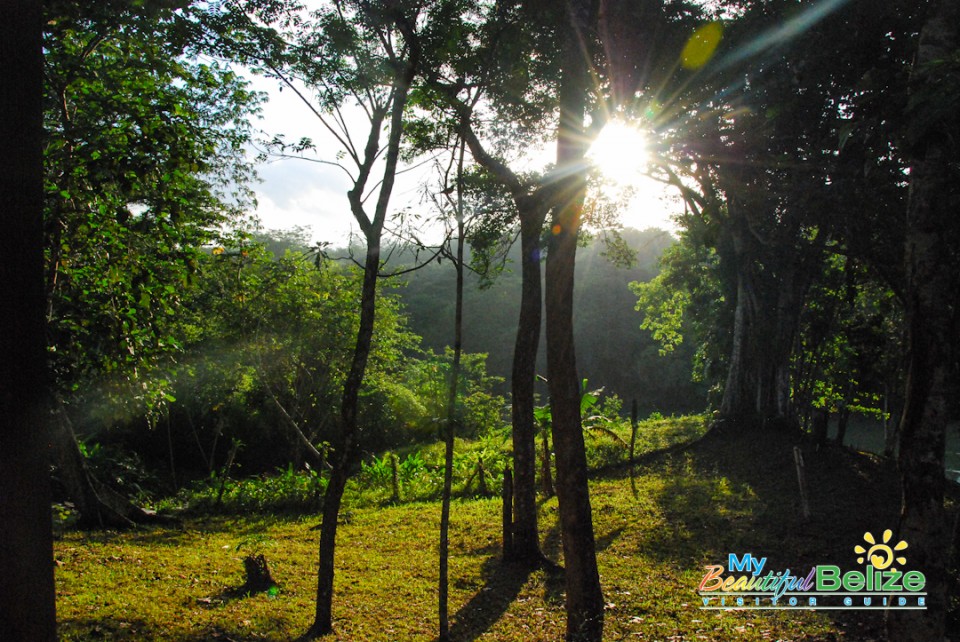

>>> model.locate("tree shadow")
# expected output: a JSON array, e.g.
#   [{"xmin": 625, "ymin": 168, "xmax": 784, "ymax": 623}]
[
  {"xmin": 538, "ymin": 510, "xmax": 626, "ymax": 608},
  {"xmin": 434, "ymin": 555, "xmax": 534, "ymax": 642},
  {"xmin": 62, "ymin": 514, "xmax": 301, "ymax": 549},
  {"xmin": 622, "ymin": 422, "xmax": 934, "ymax": 640},
  {"xmin": 59, "ymin": 616, "xmax": 152, "ymax": 641}
]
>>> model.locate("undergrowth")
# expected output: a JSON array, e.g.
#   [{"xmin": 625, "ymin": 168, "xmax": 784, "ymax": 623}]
[{"xmin": 156, "ymin": 414, "xmax": 708, "ymax": 514}]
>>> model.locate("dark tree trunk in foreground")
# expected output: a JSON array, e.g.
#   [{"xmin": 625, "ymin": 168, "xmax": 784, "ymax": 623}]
[
  {"xmin": 0, "ymin": 2, "xmax": 57, "ymax": 639},
  {"xmin": 888, "ymin": 2, "xmax": 959, "ymax": 639},
  {"xmin": 545, "ymin": 0, "xmax": 604, "ymax": 639},
  {"xmin": 510, "ymin": 205, "xmax": 547, "ymax": 563}
]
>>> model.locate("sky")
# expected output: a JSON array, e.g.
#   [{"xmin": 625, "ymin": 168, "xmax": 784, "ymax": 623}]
[{"xmin": 246, "ymin": 73, "xmax": 682, "ymax": 248}]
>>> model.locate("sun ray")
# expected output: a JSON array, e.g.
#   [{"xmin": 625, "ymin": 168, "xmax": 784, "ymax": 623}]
[{"xmin": 587, "ymin": 120, "xmax": 649, "ymax": 186}]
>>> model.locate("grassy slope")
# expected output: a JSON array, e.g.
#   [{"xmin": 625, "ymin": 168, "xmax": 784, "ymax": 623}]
[{"xmin": 56, "ymin": 421, "xmax": 953, "ymax": 641}]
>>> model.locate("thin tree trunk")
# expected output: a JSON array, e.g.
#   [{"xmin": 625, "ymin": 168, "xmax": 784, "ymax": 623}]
[
  {"xmin": 306, "ymin": 9, "xmax": 420, "ymax": 631},
  {"xmin": 545, "ymin": 1, "xmax": 604, "ymax": 639},
  {"xmin": 0, "ymin": 3, "xmax": 57, "ymax": 637},
  {"xmin": 439, "ymin": 141, "xmax": 466, "ymax": 641},
  {"xmin": 502, "ymin": 466, "xmax": 514, "ymax": 559},
  {"xmin": 834, "ymin": 407, "xmax": 849, "ymax": 447},
  {"xmin": 447, "ymin": 85, "xmax": 550, "ymax": 567},
  {"xmin": 541, "ymin": 425, "xmax": 555, "ymax": 498},
  {"xmin": 309, "ymin": 240, "xmax": 380, "ymax": 637},
  {"xmin": 510, "ymin": 206, "xmax": 547, "ymax": 563},
  {"xmin": 888, "ymin": 3, "xmax": 958, "ymax": 639}
]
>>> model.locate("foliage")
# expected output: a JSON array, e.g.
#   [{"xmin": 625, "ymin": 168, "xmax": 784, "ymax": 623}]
[
  {"xmin": 792, "ymin": 253, "xmax": 903, "ymax": 422},
  {"xmin": 74, "ymin": 440, "xmax": 160, "ymax": 503},
  {"xmin": 165, "ymin": 232, "xmax": 424, "ymax": 474},
  {"xmin": 43, "ymin": 0, "xmax": 261, "ymax": 424},
  {"xmin": 173, "ymin": 463, "xmax": 327, "ymax": 514},
  {"xmin": 395, "ymin": 349, "xmax": 506, "ymax": 441}
]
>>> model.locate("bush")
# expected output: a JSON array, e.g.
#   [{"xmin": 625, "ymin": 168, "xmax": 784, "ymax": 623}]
[{"xmin": 172, "ymin": 464, "xmax": 327, "ymax": 514}]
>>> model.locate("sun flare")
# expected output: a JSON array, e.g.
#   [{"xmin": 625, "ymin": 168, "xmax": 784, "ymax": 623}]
[
  {"xmin": 588, "ymin": 120, "xmax": 650, "ymax": 186},
  {"xmin": 586, "ymin": 120, "xmax": 677, "ymax": 232}
]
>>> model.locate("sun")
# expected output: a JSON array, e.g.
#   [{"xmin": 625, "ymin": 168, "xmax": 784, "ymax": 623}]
[
  {"xmin": 587, "ymin": 120, "xmax": 650, "ymax": 186},
  {"xmin": 586, "ymin": 120, "xmax": 678, "ymax": 232}
]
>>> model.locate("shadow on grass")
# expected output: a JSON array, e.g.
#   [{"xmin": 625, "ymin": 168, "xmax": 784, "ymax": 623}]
[
  {"xmin": 643, "ymin": 425, "xmax": 904, "ymax": 567},
  {"xmin": 538, "ymin": 511, "xmax": 628, "ymax": 611},
  {"xmin": 60, "ymin": 514, "xmax": 307, "ymax": 550},
  {"xmin": 616, "ymin": 421, "xmax": 937, "ymax": 640},
  {"xmin": 439, "ymin": 556, "xmax": 537, "ymax": 642},
  {"xmin": 59, "ymin": 616, "xmax": 152, "ymax": 641}
]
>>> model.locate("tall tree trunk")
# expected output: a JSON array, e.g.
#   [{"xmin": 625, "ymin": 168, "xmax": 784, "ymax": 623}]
[
  {"xmin": 545, "ymin": 1, "xmax": 604, "ymax": 639},
  {"xmin": 510, "ymin": 204, "xmax": 547, "ymax": 564},
  {"xmin": 306, "ymin": 9, "xmax": 419, "ymax": 630},
  {"xmin": 719, "ymin": 223, "xmax": 812, "ymax": 425},
  {"xmin": 439, "ymin": 142, "xmax": 466, "ymax": 641},
  {"xmin": 888, "ymin": 2, "xmax": 959, "ymax": 639},
  {"xmin": 447, "ymin": 86, "xmax": 550, "ymax": 567},
  {"xmin": 0, "ymin": 2, "xmax": 57, "ymax": 638},
  {"xmin": 309, "ymin": 240, "xmax": 380, "ymax": 638},
  {"xmin": 719, "ymin": 265, "xmax": 756, "ymax": 421}
]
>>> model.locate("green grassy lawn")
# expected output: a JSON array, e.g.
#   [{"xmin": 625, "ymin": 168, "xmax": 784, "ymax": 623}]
[{"xmin": 55, "ymin": 419, "xmax": 951, "ymax": 641}]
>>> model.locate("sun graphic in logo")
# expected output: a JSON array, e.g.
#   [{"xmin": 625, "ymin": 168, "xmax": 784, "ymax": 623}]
[{"xmin": 855, "ymin": 530, "xmax": 908, "ymax": 571}]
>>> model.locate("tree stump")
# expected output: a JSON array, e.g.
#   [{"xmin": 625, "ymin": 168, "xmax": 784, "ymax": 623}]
[{"xmin": 241, "ymin": 554, "xmax": 277, "ymax": 594}]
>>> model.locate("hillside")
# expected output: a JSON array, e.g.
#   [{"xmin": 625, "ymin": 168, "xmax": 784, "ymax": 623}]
[
  {"xmin": 55, "ymin": 419, "xmax": 958, "ymax": 641},
  {"xmin": 398, "ymin": 227, "xmax": 707, "ymax": 416}
]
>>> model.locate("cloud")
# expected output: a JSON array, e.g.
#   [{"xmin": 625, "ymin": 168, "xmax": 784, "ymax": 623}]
[
  {"xmin": 256, "ymin": 158, "xmax": 351, "ymax": 209},
  {"xmin": 254, "ymin": 167, "xmax": 355, "ymax": 245}
]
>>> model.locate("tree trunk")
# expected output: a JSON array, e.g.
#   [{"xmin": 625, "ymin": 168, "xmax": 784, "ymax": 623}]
[
  {"xmin": 49, "ymin": 400, "xmax": 173, "ymax": 528},
  {"xmin": 0, "ymin": 3, "xmax": 57, "ymax": 638},
  {"xmin": 811, "ymin": 409, "xmax": 829, "ymax": 449},
  {"xmin": 502, "ymin": 466, "xmax": 514, "ymax": 559},
  {"xmin": 887, "ymin": 2, "xmax": 959, "ymax": 639},
  {"xmin": 445, "ymin": 67, "xmax": 551, "ymax": 569},
  {"xmin": 439, "ymin": 142, "xmax": 466, "ymax": 641},
  {"xmin": 719, "ymin": 259, "xmax": 757, "ymax": 421},
  {"xmin": 306, "ymin": 11, "xmax": 419, "ymax": 632},
  {"xmin": 834, "ymin": 407, "xmax": 850, "ymax": 447},
  {"xmin": 541, "ymin": 426, "xmax": 555, "ymax": 498},
  {"xmin": 717, "ymin": 192, "xmax": 817, "ymax": 427},
  {"xmin": 510, "ymin": 205, "xmax": 547, "ymax": 564},
  {"xmin": 308, "ymin": 240, "xmax": 380, "ymax": 638},
  {"xmin": 545, "ymin": 1, "xmax": 604, "ymax": 639}
]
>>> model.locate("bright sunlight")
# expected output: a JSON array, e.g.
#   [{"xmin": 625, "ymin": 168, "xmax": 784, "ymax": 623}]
[
  {"xmin": 588, "ymin": 120, "xmax": 650, "ymax": 186},
  {"xmin": 588, "ymin": 119, "xmax": 678, "ymax": 232}
]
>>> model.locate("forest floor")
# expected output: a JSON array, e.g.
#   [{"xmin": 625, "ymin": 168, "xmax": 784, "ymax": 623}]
[{"xmin": 55, "ymin": 420, "xmax": 958, "ymax": 641}]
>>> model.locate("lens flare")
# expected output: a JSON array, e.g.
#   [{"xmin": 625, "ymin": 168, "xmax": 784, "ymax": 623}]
[{"xmin": 681, "ymin": 22, "xmax": 724, "ymax": 70}]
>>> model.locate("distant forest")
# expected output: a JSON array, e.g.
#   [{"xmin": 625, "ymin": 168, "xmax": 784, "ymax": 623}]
[{"xmin": 394, "ymin": 227, "xmax": 706, "ymax": 415}]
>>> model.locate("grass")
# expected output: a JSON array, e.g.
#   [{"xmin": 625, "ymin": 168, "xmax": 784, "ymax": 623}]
[{"xmin": 55, "ymin": 417, "xmax": 955, "ymax": 641}]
